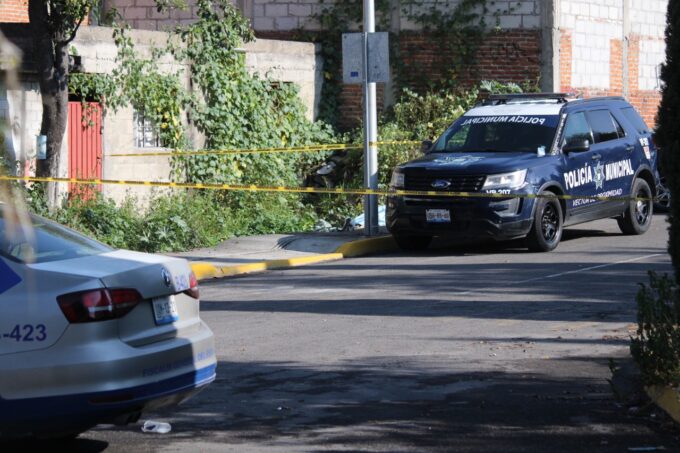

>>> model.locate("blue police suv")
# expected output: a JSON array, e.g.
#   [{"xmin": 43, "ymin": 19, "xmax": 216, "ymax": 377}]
[{"xmin": 387, "ymin": 93, "xmax": 658, "ymax": 252}]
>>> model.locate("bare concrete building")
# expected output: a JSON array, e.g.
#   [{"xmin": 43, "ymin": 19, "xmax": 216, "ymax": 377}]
[
  {"xmin": 95, "ymin": 0, "xmax": 668, "ymax": 128},
  {"xmin": 0, "ymin": 18, "xmax": 322, "ymax": 204}
]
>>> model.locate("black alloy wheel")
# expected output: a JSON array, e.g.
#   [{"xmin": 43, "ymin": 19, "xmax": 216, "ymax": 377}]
[
  {"xmin": 618, "ymin": 178, "xmax": 653, "ymax": 235},
  {"xmin": 527, "ymin": 193, "xmax": 563, "ymax": 252},
  {"xmin": 541, "ymin": 203, "xmax": 559, "ymax": 243}
]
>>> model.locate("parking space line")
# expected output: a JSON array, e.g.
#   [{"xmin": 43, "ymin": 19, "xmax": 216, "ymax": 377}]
[
  {"xmin": 455, "ymin": 253, "xmax": 664, "ymax": 296},
  {"xmin": 513, "ymin": 253, "xmax": 663, "ymax": 285}
]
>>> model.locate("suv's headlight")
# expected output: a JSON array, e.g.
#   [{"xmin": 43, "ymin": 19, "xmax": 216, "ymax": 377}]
[
  {"xmin": 390, "ymin": 170, "xmax": 405, "ymax": 189},
  {"xmin": 482, "ymin": 169, "xmax": 527, "ymax": 190}
]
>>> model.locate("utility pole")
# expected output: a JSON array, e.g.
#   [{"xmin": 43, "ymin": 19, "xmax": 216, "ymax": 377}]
[{"xmin": 363, "ymin": 0, "xmax": 379, "ymax": 236}]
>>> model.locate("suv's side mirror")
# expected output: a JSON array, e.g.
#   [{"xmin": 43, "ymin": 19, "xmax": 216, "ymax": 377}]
[
  {"xmin": 421, "ymin": 140, "xmax": 433, "ymax": 154},
  {"xmin": 563, "ymin": 139, "xmax": 591, "ymax": 153}
]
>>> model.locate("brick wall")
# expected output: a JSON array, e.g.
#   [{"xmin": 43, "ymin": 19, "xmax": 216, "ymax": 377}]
[
  {"xmin": 0, "ymin": 0, "xmax": 93, "ymax": 25},
  {"xmin": 0, "ymin": 0, "xmax": 28, "ymax": 23},
  {"xmin": 260, "ymin": 28, "xmax": 542, "ymax": 130},
  {"xmin": 399, "ymin": 29, "xmax": 541, "ymax": 91}
]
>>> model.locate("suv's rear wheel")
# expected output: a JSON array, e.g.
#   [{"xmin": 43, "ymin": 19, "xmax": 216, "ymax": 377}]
[
  {"xmin": 393, "ymin": 234, "xmax": 432, "ymax": 251},
  {"xmin": 527, "ymin": 192, "xmax": 563, "ymax": 252},
  {"xmin": 654, "ymin": 176, "xmax": 671, "ymax": 213},
  {"xmin": 618, "ymin": 178, "xmax": 653, "ymax": 235}
]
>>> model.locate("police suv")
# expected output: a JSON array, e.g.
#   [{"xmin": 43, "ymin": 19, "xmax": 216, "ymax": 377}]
[{"xmin": 387, "ymin": 94, "xmax": 658, "ymax": 252}]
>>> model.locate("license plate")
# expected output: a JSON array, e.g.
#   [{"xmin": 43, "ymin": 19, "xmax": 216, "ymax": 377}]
[
  {"xmin": 426, "ymin": 209, "xmax": 451, "ymax": 223},
  {"xmin": 152, "ymin": 296, "xmax": 179, "ymax": 325}
]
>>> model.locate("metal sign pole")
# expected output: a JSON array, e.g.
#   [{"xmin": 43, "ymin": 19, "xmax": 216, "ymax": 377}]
[{"xmin": 363, "ymin": 0, "xmax": 379, "ymax": 236}]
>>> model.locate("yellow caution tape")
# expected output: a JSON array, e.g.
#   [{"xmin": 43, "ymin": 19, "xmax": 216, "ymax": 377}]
[
  {"xmin": 373, "ymin": 140, "xmax": 422, "ymax": 146},
  {"xmin": 108, "ymin": 140, "xmax": 421, "ymax": 158},
  {"xmin": 0, "ymin": 175, "xmax": 653, "ymax": 203}
]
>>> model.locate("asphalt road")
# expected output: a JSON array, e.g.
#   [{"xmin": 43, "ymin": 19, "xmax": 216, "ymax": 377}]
[{"xmin": 41, "ymin": 215, "xmax": 680, "ymax": 451}]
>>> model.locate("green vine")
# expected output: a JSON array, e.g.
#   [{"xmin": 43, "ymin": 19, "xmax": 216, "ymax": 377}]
[
  {"xmin": 166, "ymin": 0, "xmax": 335, "ymax": 192},
  {"xmin": 68, "ymin": 19, "xmax": 187, "ymax": 149},
  {"xmin": 68, "ymin": 0, "xmax": 338, "ymax": 226}
]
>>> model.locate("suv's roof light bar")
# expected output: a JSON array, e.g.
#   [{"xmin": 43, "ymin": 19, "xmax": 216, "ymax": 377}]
[{"xmin": 483, "ymin": 93, "xmax": 576, "ymax": 105}]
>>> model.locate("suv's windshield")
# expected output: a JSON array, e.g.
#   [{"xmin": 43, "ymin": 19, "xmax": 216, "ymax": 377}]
[
  {"xmin": 431, "ymin": 114, "xmax": 560, "ymax": 154},
  {"xmin": 0, "ymin": 211, "xmax": 111, "ymax": 264}
]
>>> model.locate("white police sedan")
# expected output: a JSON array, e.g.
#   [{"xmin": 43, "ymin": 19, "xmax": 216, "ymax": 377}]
[{"xmin": 0, "ymin": 207, "xmax": 216, "ymax": 439}]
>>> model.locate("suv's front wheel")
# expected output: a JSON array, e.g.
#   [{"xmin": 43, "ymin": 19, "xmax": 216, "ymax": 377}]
[
  {"xmin": 527, "ymin": 192, "xmax": 563, "ymax": 252},
  {"xmin": 618, "ymin": 178, "xmax": 653, "ymax": 235}
]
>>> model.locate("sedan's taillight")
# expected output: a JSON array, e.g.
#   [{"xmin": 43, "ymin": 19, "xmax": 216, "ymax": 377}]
[
  {"xmin": 57, "ymin": 288, "xmax": 142, "ymax": 323},
  {"xmin": 183, "ymin": 272, "xmax": 199, "ymax": 299}
]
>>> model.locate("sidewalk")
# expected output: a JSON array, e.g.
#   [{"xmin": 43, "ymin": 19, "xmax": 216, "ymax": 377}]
[{"xmin": 174, "ymin": 229, "xmax": 396, "ymax": 281}]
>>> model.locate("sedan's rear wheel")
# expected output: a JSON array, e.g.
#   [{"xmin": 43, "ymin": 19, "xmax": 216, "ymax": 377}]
[
  {"xmin": 527, "ymin": 193, "xmax": 563, "ymax": 252},
  {"xmin": 618, "ymin": 178, "xmax": 653, "ymax": 235},
  {"xmin": 393, "ymin": 234, "xmax": 432, "ymax": 251}
]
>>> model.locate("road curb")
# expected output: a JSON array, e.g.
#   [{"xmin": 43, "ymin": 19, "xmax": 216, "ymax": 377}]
[
  {"xmin": 191, "ymin": 235, "xmax": 397, "ymax": 281},
  {"xmin": 646, "ymin": 385, "xmax": 680, "ymax": 424}
]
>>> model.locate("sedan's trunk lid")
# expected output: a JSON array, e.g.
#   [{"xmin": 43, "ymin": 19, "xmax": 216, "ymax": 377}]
[{"xmin": 29, "ymin": 250, "xmax": 202, "ymax": 347}]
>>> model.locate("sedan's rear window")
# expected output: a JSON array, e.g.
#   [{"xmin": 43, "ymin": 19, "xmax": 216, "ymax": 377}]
[{"xmin": 0, "ymin": 211, "xmax": 111, "ymax": 264}]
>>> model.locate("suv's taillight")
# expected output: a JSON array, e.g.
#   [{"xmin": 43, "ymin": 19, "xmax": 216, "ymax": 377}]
[
  {"xmin": 57, "ymin": 288, "xmax": 142, "ymax": 323},
  {"xmin": 183, "ymin": 272, "xmax": 199, "ymax": 299}
]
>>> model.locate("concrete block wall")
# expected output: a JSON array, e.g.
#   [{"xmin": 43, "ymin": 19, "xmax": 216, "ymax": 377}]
[
  {"xmin": 106, "ymin": 0, "xmax": 541, "ymax": 32},
  {"xmin": 70, "ymin": 27, "xmax": 189, "ymax": 205},
  {"xmin": 103, "ymin": 0, "xmax": 250, "ymax": 30},
  {"xmin": 1, "ymin": 24, "xmax": 322, "ymax": 205},
  {"xmin": 559, "ymin": 0, "xmax": 666, "ymax": 127},
  {"xmin": 241, "ymin": 38, "xmax": 322, "ymax": 121},
  {"xmin": 249, "ymin": 0, "xmax": 542, "ymax": 32},
  {"xmin": 630, "ymin": 0, "xmax": 665, "ymax": 126},
  {"xmin": 74, "ymin": 26, "xmax": 187, "ymax": 77},
  {"xmin": 400, "ymin": 0, "xmax": 541, "ymax": 30},
  {"xmin": 1, "ymin": 78, "xmax": 42, "ymax": 164},
  {"xmin": 102, "ymin": 105, "xmax": 173, "ymax": 205},
  {"xmin": 103, "ymin": 0, "xmax": 203, "ymax": 31}
]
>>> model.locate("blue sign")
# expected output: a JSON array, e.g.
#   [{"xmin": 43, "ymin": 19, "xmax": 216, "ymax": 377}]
[{"xmin": 0, "ymin": 258, "xmax": 21, "ymax": 295}]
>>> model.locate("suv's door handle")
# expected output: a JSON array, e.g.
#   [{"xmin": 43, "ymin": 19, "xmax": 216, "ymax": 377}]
[
  {"xmin": 591, "ymin": 153, "xmax": 602, "ymax": 160},
  {"xmin": 626, "ymin": 144, "xmax": 635, "ymax": 152}
]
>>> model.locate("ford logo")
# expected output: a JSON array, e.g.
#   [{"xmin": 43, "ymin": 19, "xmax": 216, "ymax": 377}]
[
  {"xmin": 161, "ymin": 268, "xmax": 172, "ymax": 287},
  {"xmin": 431, "ymin": 179, "xmax": 452, "ymax": 189}
]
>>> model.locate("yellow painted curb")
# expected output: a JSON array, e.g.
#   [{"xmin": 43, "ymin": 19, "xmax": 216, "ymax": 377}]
[
  {"xmin": 190, "ymin": 253, "xmax": 345, "ymax": 281},
  {"xmin": 267, "ymin": 253, "xmax": 344, "ymax": 269},
  {"xmin": 191, "ymin": 262, "xmax": 221, "ymax": 280},
  {"xmin": 645, "ymin": 385, "xmax": 680, "ymax": 424},
  {"xmin": 190, "ymin": 235, "xmax": 396, "ymax": 281},
  {"xmin": 335, "ymin": 235, "xmax": 397, "ymax": 258},
  {"xmin": 218, "ymin": 262, "xmax": 269, "ymax": 277}
]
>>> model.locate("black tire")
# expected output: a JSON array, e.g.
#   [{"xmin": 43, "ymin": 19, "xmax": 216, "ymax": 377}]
[
  {"xmin": 527, "ymin": 193, "xmax": 563, "ymax": 252},
  {"xmin": 654, "ymin": 176, "xmax": 671, "ymax": 213},
  {"xmin": 393, "ymin": 234, "xmax": 432, "ymax": 251},
  {"xmin": 618, "ymin": 178, "xmax": 653, "ymax": 235}
]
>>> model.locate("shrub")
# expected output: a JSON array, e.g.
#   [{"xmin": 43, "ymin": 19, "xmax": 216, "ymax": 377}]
[
  {"xmin": 387, "ymin": 87, "xmax": 479, "ymax": 141},
  {"xmin": 657, "ymin": 1, "xmax": 680, "ymax": 281},
  {"xmin": 631, "ymin": 272, "xmax": 680, "ymax": 387},
  {"xmin": 24, "ymin": 185, "xmax": 320, "ymax": 253}
]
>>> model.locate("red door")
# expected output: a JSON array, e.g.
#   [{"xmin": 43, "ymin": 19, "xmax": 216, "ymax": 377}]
[{"xmin": 68, "ymin": 101, "xmax": 102, "ymax": 199}]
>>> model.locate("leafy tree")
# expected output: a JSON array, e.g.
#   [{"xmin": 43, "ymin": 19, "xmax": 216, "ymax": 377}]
[
  {"xmin": 657, "ymin": 0, "xmax": 680, "ymax": 281},
  {"xmin": 27, "ymin": 0, "xmax": 96, "ymax": 180}
]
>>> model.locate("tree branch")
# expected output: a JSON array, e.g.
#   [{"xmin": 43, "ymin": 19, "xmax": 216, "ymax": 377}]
[{"xmin": 64, "ymin": 15, "xmax": 85, "ymax": 45}]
